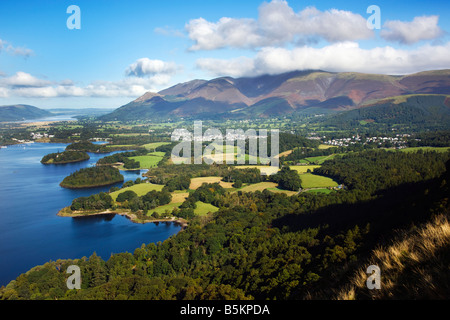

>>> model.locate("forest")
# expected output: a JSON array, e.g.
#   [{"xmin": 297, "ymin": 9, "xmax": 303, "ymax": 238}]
[
  {"xmin": 40, "ymin": 150, "xmax": 90, "ymax": 164},
  {"xmin": 60, "ymin": 166, "xmax": 124, "ymax": 189},
  {"xmin": 2, "ymin": 149, "xmax": 449, "ymax": 300},
  {"xmin": 70, "ymin": 192, "xmax": 114, "ymax": 211}
]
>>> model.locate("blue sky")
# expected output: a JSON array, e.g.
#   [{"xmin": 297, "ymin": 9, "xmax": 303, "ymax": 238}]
[{"xmin": 0, "ymin": 0, "xmax": 449, "ymax": 109}]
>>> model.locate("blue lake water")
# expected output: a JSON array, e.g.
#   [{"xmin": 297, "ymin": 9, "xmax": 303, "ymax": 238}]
[{"xmin": 0, "ymin": 142, "xmax": 181, "ymax": 286}]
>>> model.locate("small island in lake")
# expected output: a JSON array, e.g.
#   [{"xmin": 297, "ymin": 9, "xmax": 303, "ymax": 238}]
[
  {"xmin": 60, "ymin": 166, "xmax": 124, "ymax": 189},
  {"xmin": 65, "ymin": 140, "xmax": 110, "ymax": 153},
  {"xmin": 41, "ymin": 150, "xmax": 90, "ymax": 164}
]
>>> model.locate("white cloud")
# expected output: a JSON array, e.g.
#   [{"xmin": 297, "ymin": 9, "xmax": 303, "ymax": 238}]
[
  {"xmin": 381, "ymin": 15, "xmax": 444, "ymax": 44},
  {"xmin": 196, "ymin": 42, "xmax": 450, "ymax": 77},
  {"xmin": 186, "ymin": 17, "xmax": 264, "ymax": 51},
  {"xmin": 186, "ymin": 1, "xmax": 373, "ymax": 50},
  {"xmin": 196, "ymin": 57, "xmax": 256, "ymax": 78},
  {"xmin": 0, "ymin": 38, "xmax": 34, "ymax": 57},
  {"xmin": 0, "ymin": 56, "xmax": 181, "ymax": 99},
  {"xmin": 0, "ymin": 71, "xmax": 51, "ymax": 88},
  {"xmin": 125, "ymin": 58, "xmax": 180, "ymax": 77},
  {"xmin": 0, "ymin": 71, "xmax": 172, "ymax": 99}
]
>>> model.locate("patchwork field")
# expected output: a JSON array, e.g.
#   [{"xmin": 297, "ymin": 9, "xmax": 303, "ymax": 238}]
[
  {"xmin": 300, "ymin": 173, "xmax": 338, "ymax": 189},
  {"xmin": 146, "ymin": 200, "xmax": 219, "ymax": 217},
  {"xmin": 194, "ymin": 201, "xmax": 219, "ymax": 216},
  {"xmin": 109, "ymin": 183, "xmax": 164, "ymax": 201},
  {"xmin": 234, "ymin": 165, "xmax": 279, "ymax": 175},
  {"xmin": 142, "ymin": 142, "xmax": 171, "ymax": 151},
  {"xmin": 148, "ymin": 202, "xmax": 182, "ymax": 216},
  {"xmin": 303, "ymin": 154, "xmax": 337, "ymax": 164},
  {"xmin": 318, "ymin": 144, "xmax": 335, "ymax": 149},
  {"xmin": 238, "ymin": 182, "xmax": 279, "ymax": 193},
  {"xmin": 170, "ymin": 192, "xmax": 189, "ymax": 204},
  {"xmin": 276, "ymin": 149, "xmax": 294, "ymax": 158},
  {"xmin": 290, "ymin": 165, "xmax": 321, "ymax": 174},
  {"xmin": 189, "ymin": 176, "xmax": 234, "ymax": 190},
  {"xmin": 128, "ymin": 152, "xmax": 165, "ymax": 169},
  {"xmin": 266, "ymin": 187, "xmax": 298, "ymax": 196}
]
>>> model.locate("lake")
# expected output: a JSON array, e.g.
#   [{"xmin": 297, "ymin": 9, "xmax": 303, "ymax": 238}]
[{"xmin": 0, "ymin": 142, "xmax": 181, "ymax": 286}]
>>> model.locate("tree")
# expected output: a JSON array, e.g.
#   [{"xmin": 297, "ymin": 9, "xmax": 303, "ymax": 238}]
[
  {"xmin": 116, "ymin": 190, "xmax": 138, "ymax": 202},
  {"xmin": 233, "ymin": 180, "xmax": 243, "ymax": 188},
  {"xmin": 270, "ymin": 166, "xmax": 302, "ymax": 191}
]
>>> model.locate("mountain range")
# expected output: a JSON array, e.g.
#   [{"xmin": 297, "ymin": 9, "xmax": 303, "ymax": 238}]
[
  {"xmin": 0, "ymin": 104, "xmax": 52, "ymax": 122},
  {"xmin": 100, "ymin": 69, "xmax": 450, "ymax": 121}
]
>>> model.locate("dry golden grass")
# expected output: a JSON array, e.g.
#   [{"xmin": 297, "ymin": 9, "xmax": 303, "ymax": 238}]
[
  {"xmin": 336, "ymin": 210, "xmax": 450, "ymax": 300},
  {"xmin": 275, "ymin": 149, "xmax": 294, "ymax": 158},
  {"xmin": 235, "ymin": 165, "xmax": 279, "ymax": 175},
  {"xmin": 170, "ymin": 192, "xmax": 189, "ymax": 204},
  {"xmin": 238, "ymin": 182, "xmax": 279, "ymax": 193},
  {"xmin": 189, "ymin": 176, "xmax": 234, "ymax": 190}
]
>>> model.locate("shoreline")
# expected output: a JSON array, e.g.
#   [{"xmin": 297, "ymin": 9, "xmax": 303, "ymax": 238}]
[
  {"xmin": 59, "ymin": 178, "xmax": 125, "ymax": 189},
  {"xmin": 57, "ymin": 207, "xmax": 188, "ymax": 229},
  {"xmin": 41, "ymin": 157, "xmax": 90, "ymax": 165}
]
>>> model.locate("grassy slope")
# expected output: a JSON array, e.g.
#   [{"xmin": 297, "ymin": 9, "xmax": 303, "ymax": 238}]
[
  {"xmin": 128, "ymin": 152, "xmax": 165, "ymax": 169},
  {"xmin": 142, "ymin": 142, "xmax": 171, "ymax": 151},
  {"xmin": 109, "ymin": 183, "xmax": 164, "ymax": 201},
  {"xmin": 189, "ymin": 177, "xmax": 234, "ymax": 190},
  {"xmin": 194, "ymin": 201, "xmax": 219, "ymax": 216},
  {"xmin": 290, "ymin": 165, "xmax": 321, "ymax": 174},
  {"xmin": 300, "ymin": 173, "xmax": 339, "ymax": 189}
]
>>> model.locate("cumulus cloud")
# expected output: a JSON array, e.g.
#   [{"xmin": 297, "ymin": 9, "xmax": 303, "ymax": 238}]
[
  {"xmin": 186, "ymin": 1, "xmax": 373, "ymax": 50},
  {"xmin": 0, "ymin": 71, "xmax": 171, "ymax": 99},
  {"xmin": 381, "ymin": 15, "xmax": 444, "ymax": 44},
  {"xmin": 196, "ymin": 57, "xmax": 256, "ymax": 78},
  {"xmin": 125, "ymin": 58, "xmax": 180, "ymax": 77},
  {"xmin": 196, "ymin": 42, "xmax": 450, "ymax": 77},
  {"xmin": 0, "ymin": 71, "xmax": 51, "ymax": 88},
  {"xmin": 0, "ymin": 56, "xmax": 181, "ymax": 99}
]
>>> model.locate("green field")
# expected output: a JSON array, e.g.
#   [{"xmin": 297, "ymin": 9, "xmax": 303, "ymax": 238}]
[
  {"xmin": 290, "ymin": 165, "xmax": 321, "ymax": 174},
  {"xmin": 318, "ymin": 144, "xmax": 334, "ymax": 149},
  {"xmin": 300, "ymin": 173, "xmax": 338, "ymax": 189},
  {"xmin": 110, "ymin": 183, "xmax": 164, "ymax": 201},
  {"xmin": 189, "ymin": 176, "xmax": 234, "ymax": 190},
  {"xmin": 148, "ymin": 202, "xmax": 182, "ymax": 216},
  {"xmin": 194, "ymin": 201, "xmax": 219, "ymax": 216},
  {"xmin": 266, "ymin": 187, "xmax": 298, "ymax": 196},
  {"xmin": 303, "ymin": 154, "xmax": 337, "ymax": 164},
  {"xmin": 238, "ymin": 182, "xmax": 279, "ymax": 193},
  {"xmin": 142, "ymin": 142, "xmax": 171, "ymax": 151},
  {"xmin": 305, "ymin": 188, "xmax": 333, "ymax": 194},
  {"xmin": 128, "ymin": 152, "xmax": 165, "ymax": 169},
  {"xmin": 146, "ymin": 200, "xmax": 218, "ymax": 217}
]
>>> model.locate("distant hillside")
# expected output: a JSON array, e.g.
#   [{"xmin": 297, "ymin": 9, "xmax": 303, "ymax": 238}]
[
  {"xmin": 315, "ymin": 94, "xmax": 450, "ymax": 129},
  {"xmin": 100, "ymin": 69, "xmax": 450, "ymax": 121},
  {"xmin": 0, "ymin": 104, "xmax": 52, "ymax": 122}
]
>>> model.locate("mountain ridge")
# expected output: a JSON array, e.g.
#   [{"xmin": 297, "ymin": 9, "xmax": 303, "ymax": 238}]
[
  {"xmin": 0, "ymin": 104, "xmax": 53, "ymax": 122},
  {"xmin": 100, "ymin": 69, "xmax": 450, "ymax": 120}
]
